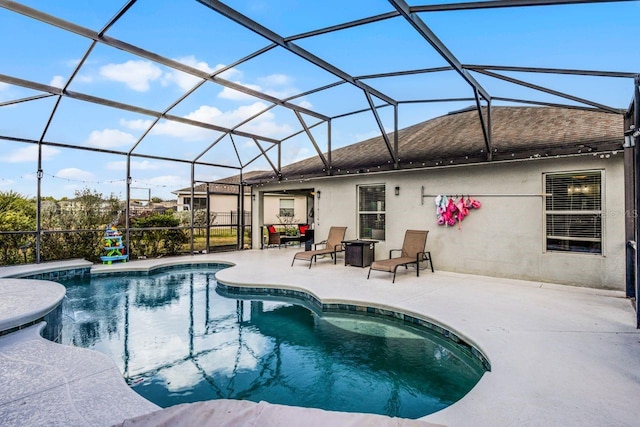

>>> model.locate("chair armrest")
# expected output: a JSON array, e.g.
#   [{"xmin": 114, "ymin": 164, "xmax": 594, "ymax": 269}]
[
  {"xmin": 389, "ymin": 249, "xmax": 402, "ymax": 257},
  {"xmin": 314, "ymin": 240, "xmax": 327, "ymax": 250}
]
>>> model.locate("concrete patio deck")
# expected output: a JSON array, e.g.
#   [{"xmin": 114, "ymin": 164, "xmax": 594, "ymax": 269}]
[{"xmin": 1, "ymin": 248, "xmax": 640, "ymax": 426}]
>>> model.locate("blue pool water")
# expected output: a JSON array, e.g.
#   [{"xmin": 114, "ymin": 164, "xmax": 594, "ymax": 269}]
[{"xmin": 59, "ymin": 267, "xmax": 485, "ymax": 419}]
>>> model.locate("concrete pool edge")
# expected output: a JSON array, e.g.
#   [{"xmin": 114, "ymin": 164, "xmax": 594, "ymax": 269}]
[
  {"xmin": 0, "ymin": 322, "xmax": 160, "ymax": 426},
  {"xmin": 215, "ymin": 277, "xmax": 491, "ymax": 372},
  {"xmin": 0, "ymin": 279, "xmax": 66, "ymax": 334}
]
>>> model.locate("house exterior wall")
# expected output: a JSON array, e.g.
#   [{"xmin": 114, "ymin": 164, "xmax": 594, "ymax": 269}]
[
  {"xmin": 262, "ymin": 195, "xmax": 309, "ymax": 225},
  {"xmin": 176, "ymin": 194, "xmax": 250, "ymax": 215},
  {"xmin": 252, "ymin": 154, "xmax": 626, "ymax": 290},
  {"xmin": 209, "ymin": 194, "xmax": 251, "ymax": 214}
]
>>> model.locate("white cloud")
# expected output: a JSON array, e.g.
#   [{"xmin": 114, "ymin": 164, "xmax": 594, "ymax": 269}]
[
  {"xmin": 218, "ymin": 82, "xmax": 263, "ymax": 101},
  {"xmin": 3, "ymin": 145, "xmax": 60, "ymax": 163},
  {"xmin": 65, "ymin": 58, "xmax": 81, "ymax": 68},
  {"xmin": 85, "ymin": 128, "xmax": 137, "ymax": 149},
  {"xmin": 120, "ymin": 101, "xmax": 292, "ymax": 141},
  {"xmin": 159, "ymin": 56, "xmax": 247, "ymax": 92},
  {"xmin": 100, "ymin": 60, "xmax": 162, "ymax": 92},
  {"xmin": 257, "ymin": 73, "xmax": 291, "ymax": 86},
  {"xmin": 220, "ymin": 102, "xmax": 267, "ymax": 126},
  {"xmin": 106, "ymin": 160, "xmax": 162, "ymax": 171},
  {"xmin": 149, "ymin": 119, "xmax": 213, "ymax": 142},
  {"xmin": 56, "ymin": 168, "xmax": 95, "ymax": 181},
  {"xmin": 138, "ymin": 175, "xmax": 185, "ymax": 188},
  {"xmin": 217, "ymin": 72, "xmax": 301, "ymax": 101},
  {"xmin": 216, "ymin": 67, "xmax": 241, "ymax": 80},
  {"xmin": 119, "ymin": 118, "xmax": 153, "ymax": 131},
  {"xmin": 163, "ymin": 55, "xmax": 216, "ymax": 91},
  {"xmin": 50, "ymin": 75, "xmax": 65, "ymax": 88},
  {"xmin": 239, "ymin": 119, "xmax": 292, "ymax": 138},
  {"xmin": 298, "ymin": 100, "xmax": 313, "ymax": 109},
  {"xmin": 0, "ymin": 82, "xmax": 9, "ymax": 91}
]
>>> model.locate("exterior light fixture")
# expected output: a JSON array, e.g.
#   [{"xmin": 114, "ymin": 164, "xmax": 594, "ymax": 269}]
[
  {"xmin": 395, "ymin": 186, "xmax": 400, "ymax": 196},
  {"xmin": 316, "ymin": 190, "xmax": 321, "ymax": 199}
]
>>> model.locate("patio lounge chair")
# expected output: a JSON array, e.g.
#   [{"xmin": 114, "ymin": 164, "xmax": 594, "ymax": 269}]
[
  {"xmin": 367, "ymin": 230, "xmax": 433, "ymax": 283},
  {"xmin": 291, "ymin": 226, "xmax": 347, "ymax": 268}
]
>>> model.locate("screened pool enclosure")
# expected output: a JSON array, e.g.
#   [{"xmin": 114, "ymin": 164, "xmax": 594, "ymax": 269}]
[{"xmin": 1, "ymin": 1, "xmax": 640, "ymax": 324}]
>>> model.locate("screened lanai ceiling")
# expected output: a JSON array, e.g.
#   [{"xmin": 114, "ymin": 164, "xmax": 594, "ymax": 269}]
[{"xmin": 0, "ymin": 0, "xmax": 638, "ymax": 200}]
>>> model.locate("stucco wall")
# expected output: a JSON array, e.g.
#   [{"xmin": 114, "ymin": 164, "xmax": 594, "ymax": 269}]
[
  {"xmin": 262, "ymin": 195, "xmax": 309, "ymax": 225},
  {"xmin": 252, "ymin": 154, "xmax": 626, "ymax": 290}
]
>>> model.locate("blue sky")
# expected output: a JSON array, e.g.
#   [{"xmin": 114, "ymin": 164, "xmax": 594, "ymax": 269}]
[{"xmin": 0, "ymin": 0, "xmax": 639, "ymax": 200}]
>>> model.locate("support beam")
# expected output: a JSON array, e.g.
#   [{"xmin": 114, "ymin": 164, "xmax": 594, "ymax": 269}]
[
  {"xmin": 0, "ymin": 0, "xmax": 328, "ymax": 121},
  {"xmin": 294, "ymin": 111, "xmax": 331, "ymax": 173},
  {"xmin": 363, "ymin": 90, "xmax": 399, "ymax": 167},
  {"xmin": 388, "ymin": 0, "xmax": 490, "ymax": 101},
  {"xmin": 196, "ymin": 0, "xmax": 397, "ymax": 107},
  {"xmin": 253, "ymin": 139, "xmax": 280, "ymax": 178},
  {"xmin": 0, "ymin": 73, "xmax": 280, "ymax": 144},
  {"xmin": 473, "ymin": 90, "xmax": 493, "ymax": 160},
  {"xmin": 474, "ymin": 69, "xmax": 622, "ymax": 113},
  {"xmin": 411, "ymin": 0, "xmax": 637, "ymax": 12},
  {"xmin": 465, "ymin": 64, "xmax": 638, "ymax": 79}
]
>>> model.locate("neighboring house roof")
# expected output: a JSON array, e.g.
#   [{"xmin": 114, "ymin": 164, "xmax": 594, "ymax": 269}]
[
  {"xmin": 173, "ymin": 171, "xmax": 266, "ymax": 195},
  {"xmin": 245, "ymin": 106, "xmax": 623, "ymax": 184}
]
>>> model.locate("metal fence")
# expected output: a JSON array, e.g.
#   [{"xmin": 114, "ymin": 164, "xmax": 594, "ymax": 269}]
[{"xmin": 0, "ymin": 210, "xmax": 252, "ymax": 265}]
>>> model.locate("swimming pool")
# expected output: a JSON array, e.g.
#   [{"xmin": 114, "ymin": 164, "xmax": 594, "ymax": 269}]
[{"xmin": 59, "ymin": 266, "xmax": 485, "ymax": 419}]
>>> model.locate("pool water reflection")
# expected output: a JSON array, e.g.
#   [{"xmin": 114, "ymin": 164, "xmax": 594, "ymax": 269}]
[{"xmin": 60, "ymin": 268, "xmax": 485, "ymax": 419}]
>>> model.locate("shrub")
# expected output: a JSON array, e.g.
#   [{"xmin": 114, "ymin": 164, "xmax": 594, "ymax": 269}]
[{"xmin": 129, "ymin": 213, "xmax": 188, "ymax": 258}]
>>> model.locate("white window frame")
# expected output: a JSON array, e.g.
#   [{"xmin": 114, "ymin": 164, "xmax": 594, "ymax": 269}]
[
  {"xmin": 543, "ymin": 170, "xmax": 604, "ymax": 255},
  {"xmin": 357, "ymin": 184, "xmax": 386, "ymax": 241}
]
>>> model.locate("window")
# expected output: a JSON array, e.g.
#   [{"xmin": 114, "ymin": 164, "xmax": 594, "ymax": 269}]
[
  {"xmin": 183, "ymin": 197, "xmax": 207, "ymax": 210},
  {"xmin": 358, "ymin": 185, "xmax": 385, "ymax": 240},
  {"xmin": 544, "ymin": 171, "xmax": 602, "ymax": 254},
  {"xmin": 279, "ymin": 198, "xmax": 294, "ymax": 217}
]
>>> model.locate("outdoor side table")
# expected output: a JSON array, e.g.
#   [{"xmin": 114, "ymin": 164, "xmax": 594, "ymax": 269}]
[{"xmin": 342, "ymin": 240, "xmax": 378, "ymax": 268}]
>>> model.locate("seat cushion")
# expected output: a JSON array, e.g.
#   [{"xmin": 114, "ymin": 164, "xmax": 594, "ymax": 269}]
[
  {"xmin": 293, "ymin": 248, "xmax": 335, "ymax": 260},
  {"xmin": 370, "ymin": 257, "xmax": 415, "ymax": 272}
]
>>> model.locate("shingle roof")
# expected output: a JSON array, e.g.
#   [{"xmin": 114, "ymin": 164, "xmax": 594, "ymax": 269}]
[
  {"xmin": 173, "ymin": 170, "xmax": 266, "ymax": 195},
  {"xmin": 246, "ymin": 106, "xmax": 623, "ymax": 184}
]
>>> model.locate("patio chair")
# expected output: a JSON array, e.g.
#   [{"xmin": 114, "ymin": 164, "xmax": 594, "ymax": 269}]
[
  {"xmin": 266, "ymin": 225, "xmax": 284, "ymax": 249},
  {"xmin": 367, "ymin": 230, "xmax": 433, "ymax": 283},
  {"xmin": 291, "ymin": 226, "xmax": 347, "ymax": 268}
]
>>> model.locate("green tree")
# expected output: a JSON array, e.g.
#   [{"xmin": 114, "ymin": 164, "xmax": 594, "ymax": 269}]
[
  {"xmin": 0, "ymin": 191, "xmax": 36, "ymax": 265},
  {"xmin": 40, "ymin": 188, "xmax": 122, "ymax": 262}
]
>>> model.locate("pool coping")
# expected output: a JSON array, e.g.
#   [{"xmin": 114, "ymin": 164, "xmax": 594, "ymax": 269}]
[
  {"xmin": 216, "ymin": 279, "xmax": 491, "ymax": 372},
  {"xmin": 0, "ymin": 279, "xmax": 66, "ymax": 336}
]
